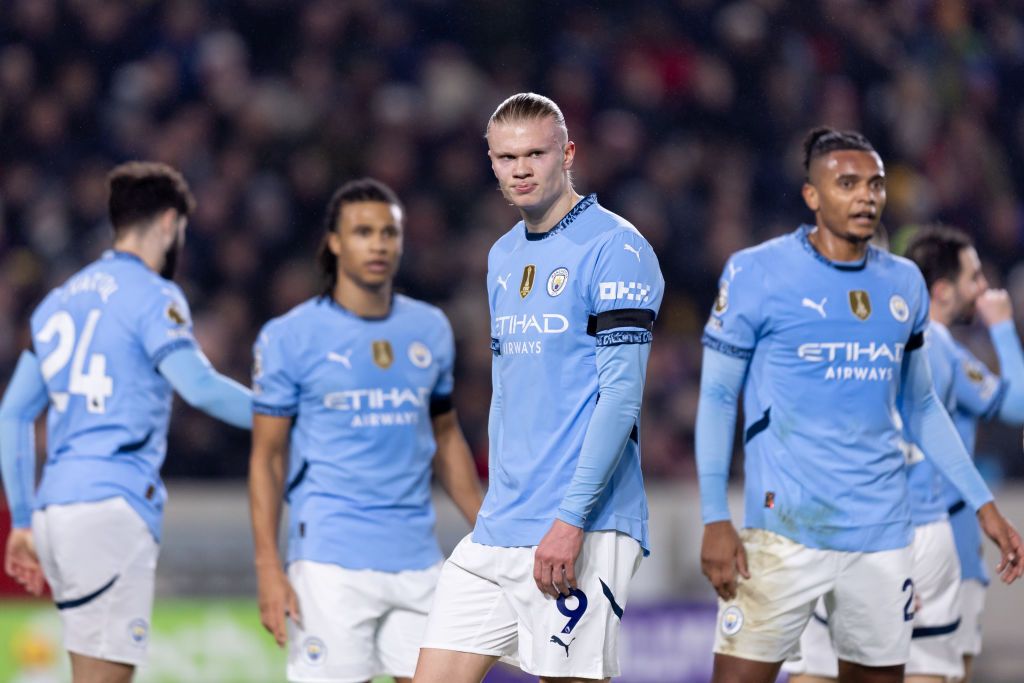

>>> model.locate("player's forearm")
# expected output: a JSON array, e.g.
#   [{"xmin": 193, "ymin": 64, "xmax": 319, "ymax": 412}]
[
  {"xmin": 249, "ymin": 451, "xmax": 286, "ymax": 569},
  {"xmin": 159, "ymin": 347, "xmax": 253, "ymax": 429},
  {"xmin": 0, "ymin": 351, "xmax": 48, "ymax": 529},
  {"xmin": 432, "ymin": 411, "xmax": 483, "ymax": 526},
  {"xmin": 902, "ymin": 350, "xmax": 993, "ymax": 510},
  {"xmin": 990, "ymin": 321, "xmax": 1024, "ymax": 423},
  {"xmin": 557, "ymin": 342, "xmax": 649, "ymax": 527},
  {"xmin": 695, "ymin": 347, "xmax": 747, "ymax": 524}
]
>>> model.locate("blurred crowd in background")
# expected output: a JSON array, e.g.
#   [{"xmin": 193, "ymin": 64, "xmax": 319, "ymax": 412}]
[{"xmin": 3, "ymin": 0, "xmax": 1024, "ymax": 483}]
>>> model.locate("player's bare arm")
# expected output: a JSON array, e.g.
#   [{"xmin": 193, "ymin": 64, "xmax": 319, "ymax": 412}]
[
  {"xmin": 249, "ymin": 413, "xmax": 301, "ymax": 647},
  {"xmin": 701, "ymin": 521, "xmax": 750, "ymax": 602},
  {"xmin": 431, "ymin": 408, "xmax": 483, "ymax": 526}
]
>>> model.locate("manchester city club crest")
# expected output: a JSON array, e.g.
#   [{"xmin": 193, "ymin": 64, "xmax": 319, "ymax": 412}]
[
  {"xmin": 408, "ymin": 341, "xmax": 432, "ymax": 368},
  {"xmin": 520, "ymin": 264, "xmax": 536, "ymax": 298},
  {"xmin": 372, "ymin": 340, "xmax": 394, "ymax": 369},
  {"xmin": 848, "ymin": 290, "xmax": 872, "ymax": 321},
  {"xmin": 128, "ymin": 618, "xmax": 149, "ymax": 645},
  {"xmin": 547, "ymin": 267, "xmax": 569, "ymax": 297},
  {"xmin": 720, "ymin": 606, "xmax": 744, "ymax": 636},
  {"xmin": 889, "ymin": 294, "xmax": 909, "ymax": 322},
  {"xmin": 303, "ymin": 637, "xmax": 327, "ymax": 666}
]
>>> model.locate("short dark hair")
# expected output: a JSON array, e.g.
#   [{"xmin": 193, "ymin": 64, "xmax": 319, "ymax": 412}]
[
  {"xmin": 904, "ymin": 225, "xmax": 974, "ymax": 290},
  {"xmin": 486, "ymin": 92, "xmax": 567, "ymax": 136},
  {"xmin": 107, "ymin": 161, "xmax": 195, "ymax": 233},
  {"xmin": 802, "ymin": 127, "xmax": 877, "ymax": 177},
  {"xmin": 317, "ymin": 178, "xmax": 403, "ymax": 297}
]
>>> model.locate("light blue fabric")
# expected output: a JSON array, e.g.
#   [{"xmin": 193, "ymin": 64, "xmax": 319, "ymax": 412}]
[
  {"xmin": 253, "ymin": 295, "xmax": 455, "ymax": 572},
  {"xmin": 557, "ymin": 342, "xmax": 652, "ymax": 527},
  {"xmin": 701, "ymin": 226, "xmax": 928, "ymax": 552},
  {"xmin": 475, "ymin": 194, "xmax": 664, "ymax": 552},
  {"xmin": 899, "ymin": 347, "xmax": 993, "ymax": 512},
  {"xmin": 158, "ymin": 347, "xmax": 252, "ymax": 429},
  {"xmin": 694, "ymin": 347, "xmax": 748, "ymax": 524},
  {"xmin": 0, "ymin": 351, "xmax": 49, "ymax": 528},
  {"xmin": 991, "ymin": 320, "xmax": 1024, "ymax": 422}
]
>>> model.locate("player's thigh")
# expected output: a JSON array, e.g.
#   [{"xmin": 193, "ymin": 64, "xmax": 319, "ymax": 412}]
[
  {"xmin": 957, "ymin": 579, "xmax": 986, "ymax": 658},
  {"xmin": 829, "ymin": 544, "xmax": 913, "ymax": 668},
  {"xmin": 905, "ymin": 521, "xmax": 963, "ymax": 680},
  {"xmin": 710, "ymin": 653, "xmax": 783, "ymax": 683},
  {"xmin": 286, "ymin": 560, "xmax": 388, "ymax": 683},
  {"xmin": 36, "ymin": 498, "xmax": 157, "ymax": 667},
  {"xmin": 376, "ymin": 562, "xmax": 443, "ymax": 679},
  {"xmin": 413, "ymin": 647, "xmax": 498, "ymax": 683},
  {"xmin": 781, "ymin": 597, "xmax": 838, "ymax": 680},
  {"xmin": 502, "ymin": 530, "xmax": 642, "ymax": 680},
  {"xmin": 69, "ymin": 651, "xmax": 135, "ymax": 683},
  {"xmin": 713, "ymin": 529, "xmax": 833, "ymax": 665},
  {"xmin": 420, "ymin": 535, "xmax": 519, "ymax": 660}
]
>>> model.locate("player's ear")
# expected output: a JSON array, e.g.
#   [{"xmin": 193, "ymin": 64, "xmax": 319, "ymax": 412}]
[
  {"xmin": 801, "ymin": 182, "xmax": 820, "ymax": 212},
  {"xmin": 562, "ymin": 140, "xmax": 575, "ymax": 169},
  {"xmin": 155, "ymin": 208, "xmax": 179, "ymax": 244},
  {"xmin": 326, "ymin": 230, "xmax": 343, "ymax": 258}
]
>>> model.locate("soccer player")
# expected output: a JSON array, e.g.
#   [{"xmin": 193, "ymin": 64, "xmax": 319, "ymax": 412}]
[
  {"xmin": 786, "ymin": 226, "xmax": 1024, "ymax": 683},
  {"xmin": 412, "ymin": 93, "xmax": 664, "ymax": 683},
  {"xmin": 248, "ymin": 178, "xmax": 483, "ymax": 683},
  {"xmin": 0, "ymin": 162, "xmax": 252, "ymax": 683},
  {"xmin": 695, "ymin": 128, "xmax": 1024, "ymax": 683}
]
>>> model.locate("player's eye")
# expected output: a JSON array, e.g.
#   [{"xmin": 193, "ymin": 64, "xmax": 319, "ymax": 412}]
[{"xmin": 530, "ymin": 151, "xmax": 543, "ymax": 158}]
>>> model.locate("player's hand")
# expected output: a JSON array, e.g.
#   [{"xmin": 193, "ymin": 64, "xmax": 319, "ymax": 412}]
[
  {"xmin": 700, "ymin": 521, "xmax": 750, "ymax": 601},
  {"xmin": 976, "ymin": 289, "xmax": 1013, "ymax": 327},
  {"xmin": 256, "ymin": 565, "xmax": 302, "ymax": 647},
  {"xmin": 4, "ymin": 528, "xmax": 45, "ymax": 596},
  {"xmin": 977, "ymin": 502, "xmax": 1024, "ymax": 584},
  {"xmin": 534, "ymin": 519, "xmax": 584, "ymax": 598}
]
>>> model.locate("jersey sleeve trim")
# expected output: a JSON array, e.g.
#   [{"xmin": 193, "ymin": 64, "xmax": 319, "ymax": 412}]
[
  {"xmin": 701, "ymin": 332, "xmax": 754, "ymax": 360},
  {"xmin": 596, "ymin": 330, "xmax": 653, "ymax": 347},
  {"xmin": 587, "ymin": 308, "xmax": 656, "ymax": 335},
  {"xmin": 253, "ymin": 402, "xmax": 298, "ymax": 418},
  {"xmin": 430, "ymin": 394, "xmax": 454, "ymax": 417},
  {"xmin": 151, "ymin": 339, "xmax": 197, "ymax": 368}
]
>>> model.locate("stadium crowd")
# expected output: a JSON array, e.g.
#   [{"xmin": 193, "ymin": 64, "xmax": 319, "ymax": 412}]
[{"xmin": 2, "ymin": 0, "xmax": 1024, "ymax": 480}]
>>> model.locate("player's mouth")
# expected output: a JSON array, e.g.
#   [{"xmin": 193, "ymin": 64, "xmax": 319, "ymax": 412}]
[
  {"xmin": 364, "ymin": 260, "xmax": 392, "ymax": 274},
  {"xmin": 512, "ymin": 183, "xmax": 536, "ymax": 195},
  {"xmin": 849, "ymin": 210, "xmax": 877, "ymax": 226}
]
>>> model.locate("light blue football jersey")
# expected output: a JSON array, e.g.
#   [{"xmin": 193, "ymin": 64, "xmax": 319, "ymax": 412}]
[
  {"xmin": 30, "ymin": 250, "xmax": 197, "ymax": 542},
  {"xmin": 702, "ymin": 225, "xmax": 930, "ymax": 552},
  {"xmin": 474, "ymin": 194, "xmax": 665, "ymax": 551},
  {"xmin": 907, "ymin": 321, "xmax": 1002, "ymax": 583},
  {"xmin": 252, "ymin": 295, "xmax": 455, "ymax": 572}
]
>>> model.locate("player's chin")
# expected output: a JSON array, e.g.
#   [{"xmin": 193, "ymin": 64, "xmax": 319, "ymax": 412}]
[{"xmin": 845, "ymin": 219, "xmax": 878, "ymax": 241}]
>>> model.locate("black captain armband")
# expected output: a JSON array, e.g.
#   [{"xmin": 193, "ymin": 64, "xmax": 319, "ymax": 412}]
[
  {"xmin": 430, "ymin": 394, "xmax": 454, "ymax": 417},
  {"xmin": 906, "ymin": 331, "xmax": 925, "ymax": 352},
  {"xmin": 586, "ymin": 308, "xmax": 656, "ymax": 336}
]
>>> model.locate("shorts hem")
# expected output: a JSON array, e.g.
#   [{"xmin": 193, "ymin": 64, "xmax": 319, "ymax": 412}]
[
  {"xmin": 711, "ymin": 647, "xmax": 786, "ymax": 665},
  {"xmin": 519, "ymin": 666, "xmax": 619, "ymax": 679},
  {"xmin": 833, "ymin": 653, "xmax": 907, "ymax": 668},
  {"xmin": 287, "ymin": 675, "xmax": 374, "ymax": 683},
  {"xmin": 418, "ymin": 642, "xmax": 507, "ymax": 659},
  {"xmin": 66, "ymin": 644, "xmax": 145, "ymax": 668}
]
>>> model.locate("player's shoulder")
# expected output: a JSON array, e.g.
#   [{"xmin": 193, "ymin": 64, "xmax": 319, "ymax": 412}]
[
  {"xmin": 870, "ymin": 248, "xmax": 925, "ymax": 284},
  {"xmin": 719, "ymin": 231, "xmax": 796, "ymax": 279},
  {"xmin": 259, "ymin": 297, "xmax": 322, "ymax": 338},
  {"xmin": 393, "ymin": 294, "xmax": 452, "ymax": 336},
  {"xmin": 489, "ymin": 223, "xmax": 523, "ymax": 260}
]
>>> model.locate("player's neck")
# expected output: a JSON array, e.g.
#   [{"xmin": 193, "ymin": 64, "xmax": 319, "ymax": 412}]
[
  {"xmin": 930, "ymin": 304, "xmax": 954, "ymax": 328},
  {"xmin": 522, "ymin": 188, "xmax": 582, "ymax": 234},
  {"xmin": 807, "ymin": 223, "xmax": 869, "ymax": 263},
  {"xmin": 333, "ymin": 278, "xmax": 392, "ymax": 319},
  {"xmin": 112, "ymin": 234, "xmax": 162, "ymax": 274}
]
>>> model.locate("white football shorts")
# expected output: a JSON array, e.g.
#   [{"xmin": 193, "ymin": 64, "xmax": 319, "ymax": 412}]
[
  {"xmin": 781, "ymin": 520, "xmax": 963, "ymax": 679},
  {"xmin": 714, "ymin": 528, "xmax": 913, "ymax": 668},
  {"xmin": 421, "ymin": 530, "xmax": 643, "ymax": 679},
  {"xmin": 957, "ymin": 578, "xmax": 986, "ymax": 658},
  {"xmin": 286, "ymin": 559, "xmax": 441, "ymax": 683},
  {"xmin": 31, "ymin": 496, "xmax": 159, "ymax": 667}
]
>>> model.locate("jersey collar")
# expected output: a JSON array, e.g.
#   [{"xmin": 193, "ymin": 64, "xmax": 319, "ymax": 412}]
[
  {"xmin": 524, "ymin": 193, "xmax": 597, "ymax": 241},
  {"xmin": 321, "ymin": 294, "xmax": 395, "ymax": 322},
  {"xmin": 105, "ymin": 250, "xmax": 148, "ymax": 268},
  {"xmin": 797, "ymin": 224, "xmax": 871, "ymax": 272}
]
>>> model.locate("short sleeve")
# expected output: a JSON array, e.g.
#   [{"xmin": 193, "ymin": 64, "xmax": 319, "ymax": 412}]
[
  {"xmin": 140, "ymin": 284, "xmax": 197, "ymax": 367},
  {"xmin": 252, "ymin": 323, "xmax": 300, "ymax": 417},
  {"xmin": 587, "ymin": 230, "xmax": 664, "ymax": 347},
  {"xmin": 909, "ymin": 269, "xmax": 930, "ymax": 339},
  {"xmin": 432, "ymin": 313, "xmax": 455, "ymax": 399},
  {"xmin": 951, "ymin": 348, "xmax": 1004, "ymax": 419},
  {"xmin": 701, "ymin": 253, "xmax": 764, "ymax": 360}
]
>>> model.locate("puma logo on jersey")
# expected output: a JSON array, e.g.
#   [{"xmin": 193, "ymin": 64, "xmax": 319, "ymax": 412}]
[
  {"xmin": 801, "ymin": 297, "xmax": 827, "ymax": 318},
  {"xmin": 727, "ymin": 262, "xmax": 742, "ymax": 281},
  {"xmin": 623, "ymin": 244, "xmax": 642, "ymax": 262},
  {"xmin": 326, "ymin": 350, "xmax": 352, "ymax": 369},
  {"xmin": 496, "ymin": 273, "xmax": 511, "ymax": 291},
  {"xmin": 549, "ymin": 635, "xmax": 575, "ymax": 657}
]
